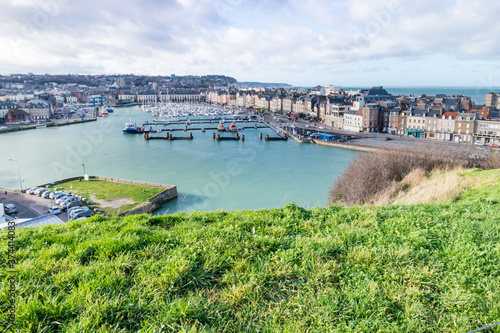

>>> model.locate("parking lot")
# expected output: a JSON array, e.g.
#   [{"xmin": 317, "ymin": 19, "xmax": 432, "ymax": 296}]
[{"xmin": 1, "ymin": 190, "xmax": 73, "ymax": 222}]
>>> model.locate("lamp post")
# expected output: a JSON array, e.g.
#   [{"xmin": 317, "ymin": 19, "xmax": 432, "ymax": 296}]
[
  {"xmin": 82, "ymin": 163, "xmax": 86, "ymax": 176},
  {"xmin": 8, "ymin": 159, "xmax": 23, "ymax": 201}
]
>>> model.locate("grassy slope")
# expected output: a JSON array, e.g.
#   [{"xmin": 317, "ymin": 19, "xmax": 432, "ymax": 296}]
[
  {"xmin": 0, "ymin": 171, "xmax": 499, "ymax": 332},
  {"xmin": 48, "ymin": 180, "xmax": 165, "ymax": 215},
  {"xmin": 388, "ymin": 168, "xmax": 500, "ymax": 206}
]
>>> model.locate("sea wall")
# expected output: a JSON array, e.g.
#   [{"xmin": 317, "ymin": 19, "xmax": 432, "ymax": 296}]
[
  {"xmin": 311, "ymin": 139, "xmax": 383, "ymax": 152},
  {"xmin": 0, "ymin": 118, "xmax": 97, "ymax": 134},
  {"xmin": 38, "ymin": 175, "xmax": 178, "ymax": 216}
]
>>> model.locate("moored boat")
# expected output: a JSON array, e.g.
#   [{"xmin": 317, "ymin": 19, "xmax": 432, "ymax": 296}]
[
  {"xmin": 217, "ymin": 124, "xmax": 225, "ymax": 131},
  {"xmin": 123, "ymin": 121, "xmax": 142, "ymax": 133}
]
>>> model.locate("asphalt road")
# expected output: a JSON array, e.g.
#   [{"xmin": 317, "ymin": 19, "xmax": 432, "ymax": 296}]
[
  {"xmin": 0, "ymin": 194, "xmax": 69, "ymax": 222},
  {"xmin": 0, "ymin": 198, "xmax": 39, "ymax": 220}
]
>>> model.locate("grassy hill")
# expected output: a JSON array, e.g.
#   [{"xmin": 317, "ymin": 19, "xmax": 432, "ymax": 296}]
[{"xmin": 1, "ymin": 169, "xmax": 499, "ymax": 332}]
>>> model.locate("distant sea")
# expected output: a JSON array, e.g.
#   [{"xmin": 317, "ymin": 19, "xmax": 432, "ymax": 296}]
[{"xmin": 343, "ymin": 86, "xmax": 500, "ymax": 105}]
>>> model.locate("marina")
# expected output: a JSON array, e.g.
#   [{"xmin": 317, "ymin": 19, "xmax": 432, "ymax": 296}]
[{"xmin": 0, "ymin": 104, "xmax": 360, "ymax": 214}]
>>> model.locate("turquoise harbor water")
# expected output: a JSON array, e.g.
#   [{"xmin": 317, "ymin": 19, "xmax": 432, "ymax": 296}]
[{"xmin": 0, "ymin": 106, "xmax": 359, "ymax": 213}]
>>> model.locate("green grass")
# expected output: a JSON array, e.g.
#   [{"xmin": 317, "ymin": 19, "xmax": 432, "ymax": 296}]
[
  {"xmin": 456, "ymin": 168, "xmax": 500, "ymax": 203},
  {"xmin": 48, "ymin": 180, "xmax": 165, "ymax": 215},
  {"xmin": 0, "ymin": 170, "xmax": 499, "ymax": 332}
]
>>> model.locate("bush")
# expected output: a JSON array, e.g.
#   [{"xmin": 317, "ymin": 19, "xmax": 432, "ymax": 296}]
[{"xmin": 328, "ymin": 147, "xmax": 500, "ymax": 206}]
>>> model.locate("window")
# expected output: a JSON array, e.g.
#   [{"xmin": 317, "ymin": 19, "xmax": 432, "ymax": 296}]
[
  {"xmin": 458, "ymin": 129, "xmax": 461, "ymax": 134},
  {"xmin": 458, "ymin": 123, "xmax": 461, "ymax": 128},
  {"xmin": 466, "ymin": 123, "xmax": 470, "ymax": 128}
]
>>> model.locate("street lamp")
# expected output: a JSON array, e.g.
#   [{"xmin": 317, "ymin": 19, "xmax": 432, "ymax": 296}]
[
  {"xmin": 8, "ymin": 159, "xmax": 23, "ymax": 201},
  {"xmin": 82, "ymin": 163, "xmax": 86, "ymax": 175}
]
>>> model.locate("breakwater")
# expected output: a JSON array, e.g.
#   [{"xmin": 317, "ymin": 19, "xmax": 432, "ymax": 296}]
[{"xmin": 38, "ymin": 175, "xmax": 178, "ymax": 216}]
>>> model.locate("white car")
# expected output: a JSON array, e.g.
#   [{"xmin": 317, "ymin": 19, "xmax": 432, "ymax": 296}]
[{"xmin": 48, "ymin": 206, "xmax": 62, "ymax": 215}]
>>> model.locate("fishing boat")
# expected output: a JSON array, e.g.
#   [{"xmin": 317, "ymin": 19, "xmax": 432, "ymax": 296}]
[
  {"xmin": 123, "ymin": 121, "xmax": 141, "ymax": 134},
  {"xmin": 99, "ymin": 106, "xmax": 109, "ymax": 117}
]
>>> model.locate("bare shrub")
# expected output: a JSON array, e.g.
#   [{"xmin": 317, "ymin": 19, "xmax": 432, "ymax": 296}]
[{"xmin": 328, "ymin": 146, "xmax": 500, "ymax": 206}]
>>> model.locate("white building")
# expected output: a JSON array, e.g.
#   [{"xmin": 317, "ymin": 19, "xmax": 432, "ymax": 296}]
[{"xmin": 343, "ymin": 111, "xmax": 363, "ymax": 132}]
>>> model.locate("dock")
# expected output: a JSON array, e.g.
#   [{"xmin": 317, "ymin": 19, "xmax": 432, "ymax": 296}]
[
  {"xmin": 213, "ymin": 133, "xmax": 243, "ymax": 141},
  {"xmin": 139, "ymin": 124, "xmax": 268, "ymax": 133},
  {"xmin": 144, "ymin": 132, "xmax": 194, "ymax": 140},
  {"xmin": 145, "ymin": 117, "xmax": 258, "ymax": 126}
]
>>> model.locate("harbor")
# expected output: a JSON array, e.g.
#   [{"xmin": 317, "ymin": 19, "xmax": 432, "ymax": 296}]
[
  {"xmin": 0, "ymin": 104, "xmax": 359, "ymax": 214},
  {"xmin": 123, "ymin": 102, "xmax": 289, "ymax": 143}
]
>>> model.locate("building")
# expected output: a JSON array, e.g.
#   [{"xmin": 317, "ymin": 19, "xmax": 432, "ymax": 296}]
[
  {"xmin": 324, "ymin": 85, "xmax": 341, "ymax": 96},
  {"xmin": 436, "ymin": 112, "xmax": 458, "ymax": 141},
  {"xmin": 324, "ymin": 104, "xmax": 350, "ymax": 129},
  {"xmin": 359, "ymin": 86, "xmax": 393, "ymax": 102},
  {"xmin": 160, "ymin": 90, "xmax": 202, "ymax": 103},
  {"xmin": 282, "ymin": 96, "xmax": 295, "ymax": 113},
  {"xmin": 361, "ymin": 104, "xmax": 381, "ymax": 132},
  {"xmin": 343, "ymin": 110, "xmax": 363, "ymax": 132},
  {"xmin": 270, "ymin": 95, "xmax": 283, "ymax": 113},
  {"xmin": 474, "ymin": 119, "xmax": 500, "ymax": 145},
  {"xmin": 118, "ymin": 91, "xmax": 136, "ymax": 102},
  {"xmin": 453, "ymin": 113, "xmax": 475, "ymax": 143},
  {"xmin": 0, "ymin": 102, "xmax": 17, "ymax": 122},
  {"xmin": 5, "ymin": 108, "xmax": 30, "ymax": 124},
  {"xmin": 406, "ymin": 108, "xmax": 428, "ymax": 138},
  {"xmin": 20, "ymin": 100, "xmax": 51, "ymax": 120},
  {"xmin": 421, "ymin": 110, "xmax": 444, "ymax": 139},
  {"xmin": 65, "ymin": 95, "xmax": 78, "ymax": 104},
  {"xmin": 485, "ymin": 92, "xmax": 500, "ymax": 109},
  {"xmin": 137, "ymin": 92, "xmax": 157, "ymax": 104},
  {"xmin": 303, "ymin": 95, "xmax": 318, "ymax": 117},
  {"xmin": 388, "ymin": 108, "xmax": 407, "ymax": 135}
]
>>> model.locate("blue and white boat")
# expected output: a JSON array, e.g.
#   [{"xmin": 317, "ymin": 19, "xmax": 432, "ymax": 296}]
[{"xmin": 123, "ymin": 121, "xmax": 142, "ymax": 134}]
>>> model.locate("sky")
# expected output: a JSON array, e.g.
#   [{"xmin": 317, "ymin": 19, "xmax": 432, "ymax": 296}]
[{"xmin": 1, "ymin": 0, "xmax": 500, "ymax": 87}]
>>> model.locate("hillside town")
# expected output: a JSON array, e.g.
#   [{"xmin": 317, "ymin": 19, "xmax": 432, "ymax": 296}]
[{"xmin": 0, "ymin": 74, "xmax": 499, "ymax": 147}]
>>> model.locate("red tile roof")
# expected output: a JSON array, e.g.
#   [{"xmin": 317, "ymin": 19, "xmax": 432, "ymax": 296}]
[{"xmin": 441, "ymin": 111, "xmax": 458, "ymax": 120}]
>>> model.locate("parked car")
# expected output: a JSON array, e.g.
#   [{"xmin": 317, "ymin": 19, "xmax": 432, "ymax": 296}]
[
  {"xmin": 69, "ymin": 207, "xmax": 91, "ymax": 219},
  {"xmin": 42, "ymin": 191, "xmax": 54, "ymax": 199},
  {"xmin": 48, "ymin": 206, "xmax": 62, "ymax": 215},
  {"xmin": 36, "ymin": 188, "xmax": 49, "ymax": 197},
  {"xmin": 49, "ymin": 191, "xmax": 62, "ymax": 199},
  {"xmin": 52, "ymin": 193, "xmax": 67, "ymax": 200},
  {"xmin": 71, "ymin": 210, "xmax": 93, "ymax": 220},
  {"xmin": 34, "ymin": 188, "xmax": 47, "ymax": 196},
  {"xmin": 68, "ymin": 205, "xmax": 89, "ymax": 214},
  {"xmin": 27, "ymin": 187, "xmax": 40, "ymax": 195},
  {"xmin": 61, "ymin": 200, "xmax": 82, "ymax": 211},
  {"xmin": 3, "ymin": 204, "xmax": 17, "ymax": 214},
  {"xmin": 55, "ymin": 195, "xmax": 73, "ymax": 205}
]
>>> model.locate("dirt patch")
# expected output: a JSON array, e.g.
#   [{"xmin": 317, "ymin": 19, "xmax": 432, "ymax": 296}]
[{"xmin": 89, "ymin": 194, "xmax": 135, "ymax": 209}]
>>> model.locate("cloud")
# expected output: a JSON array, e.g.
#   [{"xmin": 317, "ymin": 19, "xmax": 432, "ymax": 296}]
[{"xmin": 0, "ymin": 0, "xmax": 500, "ymax": 85}]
